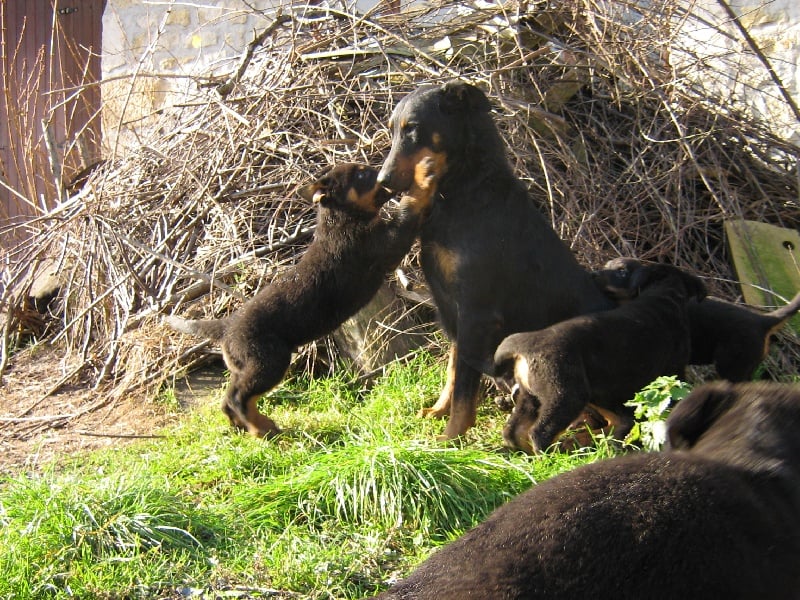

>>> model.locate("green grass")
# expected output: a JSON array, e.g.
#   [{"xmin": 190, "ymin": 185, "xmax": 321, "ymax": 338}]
[{"xmin": 0, "ymin": 350, "xmax": 627, "ymax": 599}]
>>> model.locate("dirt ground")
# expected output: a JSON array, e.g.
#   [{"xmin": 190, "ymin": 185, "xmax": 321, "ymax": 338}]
[{"xmin": 0, "ymin": 346, "xmax": 217, "ymax": 475}]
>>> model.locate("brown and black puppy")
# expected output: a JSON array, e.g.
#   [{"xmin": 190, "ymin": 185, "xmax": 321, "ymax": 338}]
[
  {"xmin": 596, "ymin": 257, "xmax": 800, "ymax": 381},
  {"xmin": 166, "ymin": 159, "xmax": 440, "ymax": 437},
  {"xmin": 368, "ymin": 381, "xmax": 800, "ymax": 599},
  {"xmin": 377, "ymin": 81, "xmax": 615, "ymax": 440},
  {"xmin": 494, "ymin": 263, "xmax": 706, "ymax": 453}
]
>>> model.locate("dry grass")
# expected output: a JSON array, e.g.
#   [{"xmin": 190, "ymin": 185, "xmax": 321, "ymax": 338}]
[{"xmin": 2, "ymin": 0, "xmax": 799, "ymax": 418}]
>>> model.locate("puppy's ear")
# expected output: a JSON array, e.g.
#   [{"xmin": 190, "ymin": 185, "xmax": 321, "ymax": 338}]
[
  {"xmin": 628, "ymin": 263, "xmax": 658, "ymax": 293},
  {"xmin": 680, "ymin": 271, "xmax": 707, "ymax": 300},
  {"xmin": 439, "ymin": 81, "xmax": 492, "ymax": 115},
  {"xmin": 666, "ymin": 382, "xmax": 738, "ymax": 450},
  {"xmin": 299, "ymin": 177, "xmax": 335, "ymax": 205},
  {"xmin": 298, "ymin": 182, "xmax": 318, "ymax": 203}
]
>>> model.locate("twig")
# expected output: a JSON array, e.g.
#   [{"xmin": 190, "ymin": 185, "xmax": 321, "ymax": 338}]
[
  {"xmin": 215, "ymin": 10, "xmax": 292, "ymax": 97},
  {"xmin": 715, "ymin": 0, "xmax": 800, "ymax": 124},
  {"xmin": 75, "ymin": 430, "xmax": 166, "ymax": 439}
]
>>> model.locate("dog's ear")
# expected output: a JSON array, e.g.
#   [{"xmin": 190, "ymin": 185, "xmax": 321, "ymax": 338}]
[
  {"xmin": 666, "ymin": 382, "xmax": 738, "ymax": 450},
  {"xmin": 628, "ymin": 263, "xmax": 658, "ymax": 294},
  {"xmin": 298, "ymin": 180, "xmax": 333, "ymax": 205},
  {"xmin": 298, "ymin": 182, "xmax": 318, "ymax": 203},
  {"xmin": 439, "ymin": 81, "xmax": 492, "ymax": 115},
  {"xmin": 679, "ymin": 271, "xmax": 707, "ymax": 300}
]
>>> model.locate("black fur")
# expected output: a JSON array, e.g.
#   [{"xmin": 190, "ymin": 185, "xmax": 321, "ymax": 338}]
[
  {"xmin": 370, "ymin": 381, "xmax": 800, "ymax": 599},
  {"xmin": 166, "ymin": 162, "xmax": 437, "ymax": 436},
  {"xmin": 377, "ymin": 81, "xmax": 615, "ymax": 439},
  {"xmin": 595, "ymin": 257, "xmax": 800, "ymax": 381},
  {"xmin": 494, "ymin": 262, "xmax": 706, "ymax": 453}
]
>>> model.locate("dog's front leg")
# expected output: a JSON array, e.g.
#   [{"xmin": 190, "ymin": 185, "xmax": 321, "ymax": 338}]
[
  {"xmin": 440, "ymin": 355, "xmax": 483, "ymax": 440},
  {"xmin": 419, "ymin": 345, "xmax": 457, "ymax": 419}
]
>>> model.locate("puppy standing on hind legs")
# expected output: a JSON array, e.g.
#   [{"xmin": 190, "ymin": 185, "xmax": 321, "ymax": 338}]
[{"xmin": 166, "ymin": 157, "xmax": 442, "ymax": 437}]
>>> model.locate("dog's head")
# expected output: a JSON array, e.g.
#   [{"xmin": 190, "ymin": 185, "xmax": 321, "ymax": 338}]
[
  {"xmin": 494, "ymin": 337, "xmax": 543, "ymax": 454},
  {"xmin": 594, "ymin": 258, "xmax": 706, "ymax": 302},
  {"xmin": 592, "ymin": 257, "xmax": 643, "ymax": 301},
  {"xmin": 502, "ymin": 382, "xmax": 541, "ymax": 454},
  {"xmin": 666, "ymin": 381, "xmax": 800, "ymax": 477},
  {"xmin": 298, "ymin": 163, "xmax": 391, "ymax": 217},
  {"xmin": 377, "ymin": 81, "xmax": 494, "ymax": 192}
]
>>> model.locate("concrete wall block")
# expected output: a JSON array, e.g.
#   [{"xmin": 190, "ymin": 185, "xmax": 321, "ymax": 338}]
[{"xmin": 166, "ymin": 7, "xmax": 193, "ymax": 27}]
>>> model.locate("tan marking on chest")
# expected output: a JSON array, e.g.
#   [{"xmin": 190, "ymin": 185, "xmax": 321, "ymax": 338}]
[
  {"xmin": 347, "ymin": 187, "xmax": 379, "ymax": 215},
  {"xmin": 431, "ymin": 243, "xmax": 460, "ymax": 285}
]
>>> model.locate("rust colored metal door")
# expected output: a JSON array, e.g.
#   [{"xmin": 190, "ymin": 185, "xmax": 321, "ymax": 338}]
[{"xmin": 1, "ymin": 0, "xmax": 105, "ymax": 246}]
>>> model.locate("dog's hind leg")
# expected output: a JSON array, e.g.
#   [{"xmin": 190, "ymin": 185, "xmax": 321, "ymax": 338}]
[
  {"xmin": 222, "ymin": 386, "xmax": 281, "ymax": 438},
  {"xmin": 419, "ymin": 345, "xmax": 456, "ymax": 419},
  {"xmin": 222, "ymin": 337, "xmax": 292, "ymax": 438}
]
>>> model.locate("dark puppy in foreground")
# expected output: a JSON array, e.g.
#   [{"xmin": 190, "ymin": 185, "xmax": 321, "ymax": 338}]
[
  {"xmin": 494, "ymin": 263, "xmax": 706, "ymax": 453},
  {"xmin": 370, "ymin": 381, "xmax": 800, "ymax": 599},
  {"xmin": 166, "ymin": 159, "xmax": 440, "ymax": 436},
  {"xmin": 596, "ymin": 257, "xmax": 800, "ymax": 381},
  {"xmin": 377, "ymin": 81, "xmax": 615, "ymax": 439}
]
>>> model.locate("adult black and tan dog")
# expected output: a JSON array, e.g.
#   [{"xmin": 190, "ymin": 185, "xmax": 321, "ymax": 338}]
[
  {"xmin": 369, "ymin": 381, "xmax": 800, "ymax": 599},
  {"xmin": 377, "ymin": 81, "xmax": 614, "ymax": 439},
  {"xmin": 166, "ymin": 159, "xmax": 440, "ymax": 437},
  {"xmin": 494, "ymin": 262, "xmax": 706, "ymax": 453},
  {"xmin": 596, "ymin": 257, "xmax": 800, "ymax": 381}
]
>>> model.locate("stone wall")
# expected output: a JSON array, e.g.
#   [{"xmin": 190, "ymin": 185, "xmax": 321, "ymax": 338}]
[
  {"xmin": 101, "ymin": 0, "xmax": 800, "ymax": 148},
  {"xmin": 686, "ymin": 0, "xmax": 800, "ymax": 143},
  {"xmin": 101, "ymin": 1, "xmax": 388, "ymax": 151},
  {"xmin": 101, "ymin": 0, "xmax": 277, "ymax": 151}
]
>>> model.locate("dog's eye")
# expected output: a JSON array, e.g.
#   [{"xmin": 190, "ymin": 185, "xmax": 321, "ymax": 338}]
[
  {"xmin": 616, "ymin": 269, "xmax": 629, "ymax": 279},
  {"xmin": 402, "ymin": 122, "xmax": 418, "ymax": 137}
]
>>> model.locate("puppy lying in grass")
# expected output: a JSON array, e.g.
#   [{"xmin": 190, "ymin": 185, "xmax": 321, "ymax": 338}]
[
  {"xmin": 370, "ymin": 381, "xmax": 800, "ymax": 599},
  {"xmin": 166, "ymin": 157, "xmax": 441, "ymax": 437},
  {"xmin": 494, "ymin": 262, "xmax": 705, "ymax": 453}
]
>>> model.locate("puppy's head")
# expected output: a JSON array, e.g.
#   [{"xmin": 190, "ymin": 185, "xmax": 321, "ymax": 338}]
[
  {"xmin": 298, "ymin": 164, "xmax": 390, "ymax": 217},
  {"xmin": 593, "ymin": 257, "xmax": 644, "ymax": 301},
  {"xmin": 377, "ymin": 81, "xmax": 492, "ymax": 192},
  {"xmin": 595, "ymin": 258, "xmax": 706, "ymax": 302},
  {"xmin": 502, "ymin": 383, "xmax": 540, "ymax": 454},
  {"xmin": 667, "ymin": 381, "xmax": 800, "ymax": 475}
]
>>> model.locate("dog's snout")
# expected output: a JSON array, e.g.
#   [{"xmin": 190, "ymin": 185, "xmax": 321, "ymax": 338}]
[{"xmin": 377, "ymin": 166, "xmax": 393, "ymax": 190}]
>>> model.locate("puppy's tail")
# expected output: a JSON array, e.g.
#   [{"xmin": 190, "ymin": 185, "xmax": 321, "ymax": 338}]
[
  {"xmin": 767, "ymin": 290, "xmax": 800, "ymax": 326},
  {"xmin": 165, "ymin": 315, "xmax": 227, "ymax": 341}
]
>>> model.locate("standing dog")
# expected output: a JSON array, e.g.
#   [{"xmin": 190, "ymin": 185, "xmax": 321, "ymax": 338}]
[
  {"xmin": 166, "ymin": 159, "xmax": 440, "ymax": 436},
  {"xmin": 369, "ymin": 381, "xmax": 800, "ymax": 599},
  {"xmin": 377, "ymin": 81, "xmax": 615, "ymax": 439},
  {"xmin": 596, "ymin": 257, "xmax": 800, "ymax": 381},
  {"xmin": 494, "ymin": 263, "xmax": 706, "ymax": 453}
]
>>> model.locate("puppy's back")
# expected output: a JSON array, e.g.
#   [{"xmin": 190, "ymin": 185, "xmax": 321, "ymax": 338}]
[{"xmin": 374, "ymin": 451, "xmax": 798, "ymax": 599}]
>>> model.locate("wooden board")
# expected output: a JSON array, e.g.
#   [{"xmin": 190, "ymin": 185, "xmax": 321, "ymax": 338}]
[{"xmin": 724, "ymin": 219, "xmax": 800, "ymax": 334}]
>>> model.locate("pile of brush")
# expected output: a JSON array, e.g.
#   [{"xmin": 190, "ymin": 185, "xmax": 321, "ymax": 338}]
[{"xmin": 2, "ymin": 0, "xmax": 798, "ymax": 413}]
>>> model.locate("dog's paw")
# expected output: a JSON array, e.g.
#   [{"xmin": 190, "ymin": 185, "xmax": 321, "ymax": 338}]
[{"xmin": 418, "ymin": 405, "xmax": 449, "ymax": 419}]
